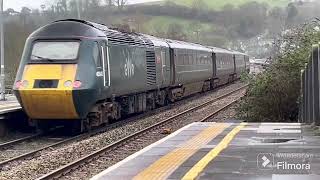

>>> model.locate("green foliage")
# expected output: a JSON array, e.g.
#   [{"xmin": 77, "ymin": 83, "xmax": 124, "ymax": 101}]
[
  {"xmin": 237, "ymin": 20, "xmax": 320, "ymax": 122},
  {"xmin": 167, "ymin": 0, "xmax": 290, "ymax": 10}
]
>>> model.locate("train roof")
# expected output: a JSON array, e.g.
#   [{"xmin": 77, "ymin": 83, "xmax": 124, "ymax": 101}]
[
  {"xmin": 208, "ymin": 46, "xmax": 233, "ymax": 54},
  {"xmin": 31, "ymin": 19, "xmax": 210, "ymax": 51},
  {"xmin": 141, "ymin": 34, "xmax": 169, "ymax": 47},
  {"xmin": 29, "ymin": 19, "xmax": 106, "ymax": 38},
  {"xmin": 30, "ymin": 19, "xmax": 155, "ymax": 48},
  {"xmin": 29, "ymin": 19, "xmax": 249, "ymax": 55},
  {"xmin": 165, "ymin": 39, "xmax": 212, "ymax": 51},
  {"xmin": 232, "ymin": 50, "xmax": 248, "ymax": 56}
]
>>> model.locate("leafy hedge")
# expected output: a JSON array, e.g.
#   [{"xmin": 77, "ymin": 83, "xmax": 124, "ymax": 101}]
[{"xmin": 237, "ymin": 20, "xmax": 320, "ymax": 122}]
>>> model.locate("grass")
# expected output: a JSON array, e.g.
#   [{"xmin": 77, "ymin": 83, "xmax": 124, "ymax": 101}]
[
  {"xmin": 164, "ymin": 0, "xmax": 290, "ymax": 10},
  {"xmin": 146, "ymin": 16, "xmax": 213, "ymax": 34}
]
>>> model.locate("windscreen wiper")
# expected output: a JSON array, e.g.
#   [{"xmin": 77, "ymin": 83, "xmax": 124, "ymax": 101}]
[{"xmin": 31, "ymin": 55, "xmax": 54, "ymax": 62}]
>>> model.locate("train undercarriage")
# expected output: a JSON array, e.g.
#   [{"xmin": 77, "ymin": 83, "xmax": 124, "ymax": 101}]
[
  {"xmin": 31, "ymin": 77, "xmax": 238, "ymax": 134},
  {"xmin": 73, "ymin": 80, "xmax": 222, "ymax": 133}
]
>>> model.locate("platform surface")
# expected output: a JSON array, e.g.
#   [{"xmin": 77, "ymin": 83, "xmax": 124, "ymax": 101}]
[
  {"xmin": 0, "ymin": 95, "xmax": 21, "ymax": 114},
  {"xmin": 91, "ymin": 122, "xmax": 320, "ymax": 180}
]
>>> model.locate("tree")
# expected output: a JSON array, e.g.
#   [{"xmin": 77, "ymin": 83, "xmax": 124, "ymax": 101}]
[
  {"xmin": 286, "ymin": 3, "xmax": 298, "ymax": 26},
  {"xmin": 167, "ymin": 23, "xmax": 186, "ymax": 40},
  {"xmin": 115, "ymin": 0, "xmax": 127, "ymax": 10},
  {"xmin": 90, "ymin": 0, "xmax": 101, "ymax": 8},
  {"xmin": 5, "ymin": 8, "xmax": 18, "ymax": 16},
  {"xmin": 237, "ymin": 20, "xmax": 320, "ymax": 122},
  {"xmin": 268, "ymin": 7, "xmax": 286, "ymax": 35},
  {"xmin": 105, "ymin": 0, "xmax": 114, "ymax": 7},
  {"xmin": 131, "ymin": 12, "xmax": 149, "ymax": 32},
  {"xmin": 191, "ymin": 0, "xmax": 207, "ymax": 12},
  {"xmin": 233, "ymin": 2, "xmax": 268, "ymax": 39},
  {"xmin": 188, "ymin": 21, "xmax": 202, "ymax": 42},
  {"xmin": 20, "ymin": 7, "xmax": 31, "ymax": 27}
]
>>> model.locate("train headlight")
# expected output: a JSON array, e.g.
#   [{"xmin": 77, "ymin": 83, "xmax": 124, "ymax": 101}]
[
  {"xmin": 15, "ymin": 80, "xmax": 22, "ymax": 89},
  {"xmin": 64, "ymin": 80, "xmax": 73, "ymax": 87},
  {"xmin": 22, "ymin": 80, "xmax": 29, "ymax": 88},
  {"xmin": 15, "ymin": 80, "xmax": 29, "ymax": 89},
  {"xmin": 73, "ymin": 80, "xmax": 82, "ymax": 88}
]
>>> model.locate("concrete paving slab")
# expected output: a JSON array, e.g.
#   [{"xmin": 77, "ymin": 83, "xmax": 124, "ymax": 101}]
[
  {"xmin": 272, "ymin": 175, "xmax": 320, "ymax": 180},
  {"xmin": 91, "ymin": 122, "xmax": 320, "ymax": 180}
]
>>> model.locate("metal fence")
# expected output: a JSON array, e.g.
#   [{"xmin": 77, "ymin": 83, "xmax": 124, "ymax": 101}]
[{"xmin": 300, "ymin": 43, "xmax": 320, "ymax": 125}]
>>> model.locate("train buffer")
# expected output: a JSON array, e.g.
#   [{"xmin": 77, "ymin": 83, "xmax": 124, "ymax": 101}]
[
  {"xmin": 91, "ymin": 121, "xmax": 320, "ymax": 180},
  {"xmin": 0, "ymin": 95, "xmax": 21, "ymax": 114}
]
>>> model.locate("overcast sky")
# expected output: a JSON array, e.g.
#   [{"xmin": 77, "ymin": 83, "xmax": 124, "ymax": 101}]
[{"xmin": 4, "ymin": 0, "xmax": 161, "ymax": 11}]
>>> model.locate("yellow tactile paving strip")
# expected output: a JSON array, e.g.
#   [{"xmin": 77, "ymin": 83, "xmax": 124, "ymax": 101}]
[
  {"xmin": 182, "ymin": 122, "xmax": 247, "ymax": 180},
  {"xmin": 133, "ymin": 123, "xmax": 231, "ymax": 180}
]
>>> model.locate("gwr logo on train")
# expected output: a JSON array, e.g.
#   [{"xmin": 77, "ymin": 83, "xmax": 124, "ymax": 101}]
[{"xmin": 124, "ymin": 57, "xmax": 135, "ymax": 78}]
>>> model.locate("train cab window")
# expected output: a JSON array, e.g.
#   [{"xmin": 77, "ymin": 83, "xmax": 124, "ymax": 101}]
[
  {"xmin": 31, "ymin": 41, "xmax": 80, "ymax": 61},
  {"xmin": 93, "ymin": 42, "xmax": 102, "ymax": 67}
]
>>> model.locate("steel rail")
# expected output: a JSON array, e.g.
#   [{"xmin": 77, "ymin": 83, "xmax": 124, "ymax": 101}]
[
  {"xmin": 37, "ymin": 85, "xmax": 247, "ymax": 180},
  {"xmin": 0, "ymin": 133, "xmax": 42, "ymax": 149},
  {"xmin": 0, "ymin": 121, "xmax": 134, "ymax": 167},
  {"xmin": 200, "ymin": 96, "xmax": 243, "ymax": 122},
  {"xmin": 0, "ymin": 83, "xmax": 243, "ymax": 167}
]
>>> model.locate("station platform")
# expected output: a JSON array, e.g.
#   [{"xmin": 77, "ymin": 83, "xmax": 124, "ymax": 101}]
[
  {"xmin": 91, "ymin": 121, "xmax": 320, "ymax": 180},
  {"xmin": 0, "ymin": 95, "xmax": 21, "ymax": 115}
]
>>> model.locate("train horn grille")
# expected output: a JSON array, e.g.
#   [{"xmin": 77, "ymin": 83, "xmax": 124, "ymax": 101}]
[{"xmin": 146, "ymin": 51, "xmax": 156, "ymax": 86}]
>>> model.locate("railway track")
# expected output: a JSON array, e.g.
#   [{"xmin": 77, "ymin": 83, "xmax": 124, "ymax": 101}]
[
  {"xmin": 0, "ymin": 133, "xmax": 42, "ymax": 149},
  {"xmin": 0, "ymin": 116, "xmax": 155, "ymax": 168},
  {"xmin": 0, "ymin": 133, "xmax": 72, "ymax": 167},
  {"xmin": 0, "ymin": 82, "xmax": 241, "ymax": 168},
  {"xmin": 37, "ymin": 84, "xmax": 247, "ymax": 180}
]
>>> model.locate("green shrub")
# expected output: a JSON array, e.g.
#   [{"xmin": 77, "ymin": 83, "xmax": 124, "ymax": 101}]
[{"xmin": 237, "ymin": 20, "xmax": 320, "ymax": 122}]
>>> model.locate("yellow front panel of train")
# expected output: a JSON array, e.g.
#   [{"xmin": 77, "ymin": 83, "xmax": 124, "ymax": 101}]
[{"xmin": 18, "ymin": 64, "xmax": 79, "ymax": 119}]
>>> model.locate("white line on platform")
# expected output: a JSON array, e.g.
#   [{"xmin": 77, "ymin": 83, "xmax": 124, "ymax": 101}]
[{"xmin": 91, "ymin": 122, "xmax": 205, "ymax": 180}]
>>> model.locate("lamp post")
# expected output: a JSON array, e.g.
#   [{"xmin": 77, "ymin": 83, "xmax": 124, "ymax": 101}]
[{"xmin": 0, "ymin": 0, "xmax": 5, "ymax": 101}]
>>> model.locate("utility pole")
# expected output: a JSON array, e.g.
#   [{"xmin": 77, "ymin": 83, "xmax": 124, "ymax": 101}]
[
  {"xmin": 0, "ymin": 0, "xmax": 5, "ymax": 101},
  {"xmin": 77, "ymin": 0, "xmax": 81, "ymax": 19}
]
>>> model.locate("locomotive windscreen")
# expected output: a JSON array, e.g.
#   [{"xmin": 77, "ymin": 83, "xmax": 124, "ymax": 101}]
[{"xmin": 31, "ymin": 41, "xmax": 80, "ymax": 61}]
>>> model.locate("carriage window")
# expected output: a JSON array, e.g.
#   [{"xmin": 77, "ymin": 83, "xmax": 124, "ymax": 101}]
[
  {"xmin": 184, "ymin": 55, "xmax": 189, "ymax": 65},
  {"xmin": 31, "ymin": 41, "xmax": 80, "ymax": 61}
]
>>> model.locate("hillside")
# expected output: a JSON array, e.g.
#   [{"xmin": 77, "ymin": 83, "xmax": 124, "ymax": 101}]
[{"xmin": 150, "ymin": 0, "xmax": 290, "ymax": 9}]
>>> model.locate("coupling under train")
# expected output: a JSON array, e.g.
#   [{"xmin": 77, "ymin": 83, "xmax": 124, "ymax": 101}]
[{"xmin": 13, "ymin": 19, "xmax": 249, "ymax": 132}]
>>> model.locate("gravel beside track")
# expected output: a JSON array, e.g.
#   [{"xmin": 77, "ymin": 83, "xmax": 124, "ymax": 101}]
[
  {"xmin": 0, "ymin": 82, "xmax": 245, "ymax": 180},
  {"xmin": 57, "ymin": 88, "xmax": 246, "ymax": 180},
  {"xmin": 206, "ymin": 103, "xmax": 239, "ymax": 122},
  {"xmin": 0, "ymin": 132, "xmax": 34, "ymax": 144},
  {"xmin": 0, "ymin": 136, "xmax": 65, "ymax": 163}
]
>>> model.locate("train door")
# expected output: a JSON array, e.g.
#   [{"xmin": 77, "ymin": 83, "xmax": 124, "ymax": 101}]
[
  {"xmin": 169, "ymin": 48, "xmax": 175, "ymax": 85},
  {"xmin": 233, "ymin": 54, "xmax": 236, "ymax": 74},
  {"xmin": 93, "ymin": 41, "xmax": 104, "ymax": 89},
  {"xmin": 212, "ymin": 53, "xmax": 217, "ymax": 77},
  {"xmin": 160, "ymin": 47, "xmax": 170, "ymax": 86},
  {"xmin": 157, "ymin": 47, "xmax": 170, "ymax": 87},
  {"xmin": 99, "ymin": 41, "xmax": 110, "ymax": 87}
]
